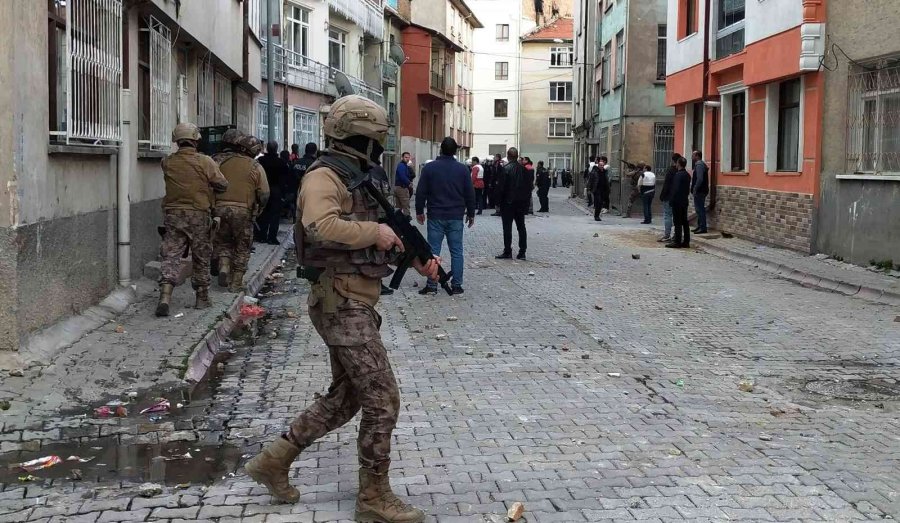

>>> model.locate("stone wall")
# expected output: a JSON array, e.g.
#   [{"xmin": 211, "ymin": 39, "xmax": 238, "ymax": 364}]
[{"xmin": 715, "ymin": 186, "xmax": 813, "ymax": 252}]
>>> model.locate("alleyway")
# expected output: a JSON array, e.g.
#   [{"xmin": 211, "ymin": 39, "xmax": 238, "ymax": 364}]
[{"xmin": 2, "ymin": 188, "xmax": 899, "ymax": 522}]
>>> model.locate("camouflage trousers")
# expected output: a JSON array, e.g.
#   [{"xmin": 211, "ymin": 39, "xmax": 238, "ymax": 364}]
[
  {"xmin": 288, "ymin": 298, "xmax": 399, "ymax": 474},
  {"xmin": 160, "ymin": 209, "xmax": 212, "ymax": 288},
  {"xmin": 213, "ymin": 206, "xmax": 254, "ymax": 274}
]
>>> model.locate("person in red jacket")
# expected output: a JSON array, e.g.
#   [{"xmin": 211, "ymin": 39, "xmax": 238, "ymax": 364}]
[{"xmin": 471, "ymin": 156, "xmax": 485, "ymax": 215}]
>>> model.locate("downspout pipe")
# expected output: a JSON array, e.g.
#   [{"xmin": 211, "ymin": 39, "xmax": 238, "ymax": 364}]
[
  {"xmin": 702, "ymin": 0, "xmax": 716, "ymax": 212},
  {"xmin": 117, "ymin": 88, "xmax": 132, "ymax": 287}
]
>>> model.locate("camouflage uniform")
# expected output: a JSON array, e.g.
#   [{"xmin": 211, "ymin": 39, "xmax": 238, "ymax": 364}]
[
  {"xmin": 160, "ymin": 210, "xmax": 214, "ymax": 287},
  {"xmin": 212, "ymin": 150, "xmax": 269, "ymax": 278}
]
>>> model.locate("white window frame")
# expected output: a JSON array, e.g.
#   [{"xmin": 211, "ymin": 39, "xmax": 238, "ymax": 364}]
[
  {"xmin": 292, "ymin": 108, "xmax": 319, "ymax": 148},
  {"xmin": 197, "ymin": 59, "xmax": 215, "ymax": 127},
  {"xmin": 214, "ymin": 72, "xmax": 233, "ymax": 126},
  {"xmin": 547, "ymin": 152, "xmax": 573, "ymax": 171},
  {"xmin": 615, "ymin": 30, "xmax": 625, "ymax": 87},
  {"xmin": 719, "ymin": 82, "xmax": 749, "ymax": 173},
  {"xmin": 549, "ymin": 81, "xmax": 573, "ymax": 102},
  {"xmin": 328, "ymin": 27, "xmax": 347, "ymax": 73},
  {"xmin": 550, "ymin": 46, "xmax": 574, "ymax": 68},
  {"xmin": 249, "ymin": 0, "xmax": 261, "ymax": 39},
  {"xmin": 495, "ymin": 61, "xmax": 509, "ymax": 81},
  {"xmin": 714, "ymin": 0, "xmax": 746, "ymax": 59},
  {"xmin": 257, "ymin": 100, "xmax": 284, "ymax": 147},
  {"xmin": 285, "ymin": 3, "xmax": 310, "ymax": 68},
  {"xmin": 147, "ymin": 17, "xmax": 172, "ymax": 150},
  {"xmin": 764, "ymin": 77, "xmax": 804, "ymax": 173},
  {"xmin": 496, "ymin": 24, "xmax": 509, "ymax": 41},
  {"xmin": 548, "ymin": 117, "xmax": 573, "ymax": 138},
  {"xmin": 601, "ymin": 42, "xmax": 611, "ymax": 93}
]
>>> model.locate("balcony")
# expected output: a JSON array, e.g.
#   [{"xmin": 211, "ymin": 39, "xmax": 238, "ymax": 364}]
[
  {"xmin": 328, "ymin": 0, "xmax": 384, "ymax": 40},
  {"xmin": 382, "ymin": 61, "xmax": 399, "ymax": 86}
]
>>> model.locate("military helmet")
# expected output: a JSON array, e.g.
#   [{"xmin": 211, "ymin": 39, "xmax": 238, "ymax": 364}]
[
  {"xmin": 172, "ymin": 122, "xmax": 201, "ymax": 142},
  {"xmin": 241, "ymin": 136, "xmax": 264, "ymax": 157},
  {"xmin": 222, "ymin": 128, "xmax": 245, "ymax": 147},
  {"xmin": 324, "ymin": 95, "xmax": 389, "ymax": 146}
]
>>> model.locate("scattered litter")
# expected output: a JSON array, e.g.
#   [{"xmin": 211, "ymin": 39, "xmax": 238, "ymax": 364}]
[
  {"xmin": 148, "ymin": 415, "xmax": 164, "ymax": 423},
  {"xmin": 593, "ymin": 233, "xmax": 599, "ymax": 238},
  {"xmin": 446, "ymin": 316, "xmax": 458, "ymax": 322},
  {"xmin": 66, "ymin": 456, "xmax": 95, "ymax": 463},
  {"xmin": 581, "ymin": 354, "xmax": 590, "ymax": 360},
  {"xmin": 0, "ymin": 400, "xmax": 10, "ymax": 411},
  {"xmin": 286, "ymin": 311, "xmax": 297, "ymax": 318},
  {"xmin": 607, "ymin": 372, "xmax": 620, "ymax": 378},
  {"xmin": 435, "ymin": 334, "xmax": 447, "ymax": 340},
  {"xmin": 560, "ymin": 346, "xmax": 569, "ymax": 352},
  {"xmin": 164, "ymin": 452, "xmax": 192, "ymax": 461},
  {"xmin": 106, "ymin": 400, "xmax": 126, "ymax": 407},
  {"xmin": 126, "ymin": 391, "xmax": 138, "ymax": 399},
  {"xmin": 895, "ymin": 316, "xmax": 899, "ymax": 323},
  {"xmin": 413, "ymin": 282, "xmax": 419, "ymax": 287},
  {"xmin": 239, "ymin": 304, "xmax": 266, "ymax": 319},
  {"xmin": 667, "ymin": 448, "xmax": 683, "ymax": 456},
  {"xmin": 94, "ymin": 405, "xmax": 128, "ymax": 418},
  {"xmin": 631, "ymin": 254, "xmax": 641, "ymax": 260},
  {"xmin": 411, "ymin": 328, "xmax": 423, "ymax": 333},
  {"xmin": 738, "ymin": 379, "xmax": 754, "ymax": 393},
  {"xmin": 562, "ymin": 373, "xmax": 572, "ymax": 378},
  {"xmin": 676, "ymin": 379, "xmax": 685, "ymax": 388},
  {"xmin": 114, "ymin": 325, "xmax": 125, "ymax": 333},
  {"xmin": 242, "ymin": 296, "xmax": 260, "ymax": 305},
  {"xmin": 176, "ymin": 403, "xmax": 184, "ymax": 409},
  {"xmin": 507, "ymin": 501, "xmax": 525, "ymax": 521},
  {"xmin": 139, "ymin": 483, "xmax": 164, "ymax": 497},
  {"xmin": 176, "ymin": 483, "xmax": 191, "ymax": 489},
  {"xmin": 594, "ymin": 304, "xmax": 603, "ymax": 310},
  {"xmin": 8, "ymin": 369, "xmax": 24, "ymax": 377},
  {"xmin": 15, "ymin": 456, "xmax": 62, "ymax": 472},
  {"xmin": 501, "ymin": 349, "xmax": 510, "ymax": 354},
  {"xmin": 70, "ymin": 469, "xmax": 83, "ymax": 481},
  {"xmin": 140, "ymin": 399, "xmax": 171, "ymax": 415},
  {"xmin": 216, "ymin": 363, "xmax": 225, "ymax": 373},
  {"xmin": 759, "ymin": 434, "xmax": 773, "ymax": 441},
  {"xmin": 465, "ymin": 349, "xmax": 475, "ymax": 355},
  {"xmin": 486, "ymin": 353, "xmax": 494, "ymax": 358},
  {"xmin": 18, "ymin": 475, "xmax": 39, "ymax": 482},
  {"xmin": 174, "ymin": 313, "xmax": 185, "ymax": 319},
  {"xmin": 629, "ymin": 498, "xmax": 642, "ymax": 509},
  {"xmin": 528, "ymin": 271, "xmax": 535, "ymax": 276}
]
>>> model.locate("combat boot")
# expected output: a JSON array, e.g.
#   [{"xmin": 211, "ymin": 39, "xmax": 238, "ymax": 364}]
[
  {"xmin": 155, "ymin": 283, "xmax": 174, "ymax": 317},
  {"xmin": 245, "ymin": 437, "xmax": 301, "ymax": 503},
  {"xmin": 217, "ymin": 257, "xmax": 231, "ymax": 288},
  {"xmin": 229, "ymin": 271, "xmax": 245, "ymax": 293},
  {"xmin": 356, "ymin": 469, "xmax": 425, "ymax": 523},
  {"xmin": 195, "ymin": 286, "xmax": 211, "ymax": 309}
]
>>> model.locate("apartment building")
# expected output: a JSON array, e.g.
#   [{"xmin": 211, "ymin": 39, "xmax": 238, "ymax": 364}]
[
  {"xmin": 399, "ymin": 0, "xmax": 481, "ymax": 168},
  {"xmin": 665, "ymin": 0, "xmax": 826, "ymax": 251},
  {"xmin": 0, "ymin": 0, "xmax": 256, "ymax": 352},
  {"xmin": 519, "ymin": 18, "xmax": 575, "ymax": 172}
]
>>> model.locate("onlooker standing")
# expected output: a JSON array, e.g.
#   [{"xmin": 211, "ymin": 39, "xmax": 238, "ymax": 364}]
[
  {"xmin": 585, "ymin": 156, "xmax": 596, "ymax": 207},
  {"xmin": 588, "ymin": 161, "xmax": 602, "ymax": 221},
  {"xmin": 691, "ymin": 150, "xmax": 709, "ymax": 234},
  {"xmin": 658, "ymin": 154, "xmax": 680, "ymax": 242},
  {"xmin": 496, "ymin": 147, "xmax": 532, "ymax": 260},
  {"xmin": 491, "ymin": 154, "xmax": 504, "ymax": 216},
  {"xmin": 415, "ymin": 138, "xmax": 475, "ymax": 295},
  {"xmin": 256, "ymin": 141, "xmax": 289, "ymax": 245},
  {"xmin": 482, "ymin": 157, "xmax": 495, "ymax": 210},
  {"xmin": 523, "ymin": 157, "xmax": 535, "ymax": 215},
  {"xmin": 471, "ymin": 156, "xmax": 485, "ymax": 215},
  {"xmin": 551, "ymin": 168, "xmax": 558, "ymax": 188},
  {"xmin": 536, "ymin": 161, "xmax": 551, "ymax": 212},
  {"xmin": 667, "ymin": 156, "xmax": 692, "ymax": 249},
  {"xmin": 394, "ymin": 151, "xmax": 414, "ymax": 215},
  {"xmin": 597, "ymin": 155, "xmax": 611, "ymax": 213},
  {"xmin": 638, "ymin": 164, "xmax": 656, "ymax": 224}
]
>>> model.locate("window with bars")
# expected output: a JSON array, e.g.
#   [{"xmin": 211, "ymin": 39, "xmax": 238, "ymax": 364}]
[
  {"xmin": 50, "ymin": 0, "xmax": 123, "ymax": 145},
  {"xmin": 147, "ymin": 17, "xmax": 172, "ymax": 149},
  {"xmin": 197, "ymin": 59, "xmax": 214, "ymax": 127},
  {"xmin": 847, "ymin": 60, "xmax": 900, "ymax": 174},
  {"xmin": 285, "ymin": 4, "xmax": 310, "ymax": 67},
  {"xmin": 293, "ymin": 109, "xmax": 319, "ymax": 148},
  {"xmin": 615, "ymin": 30, "xmax": 625, "ymax": 87},
  {"xmin": 548, "ymin": 117, "xmax": 573, "ymax": 137},
  {"xmin": 652, "ymin": 123, "xmax": 675, "ymax": 176},
  {"xmin": 550, "ymin": 47, "xmax": 573, "ymax": 67},
  {"xmin": 657, "ymin": 25, "xmax": 667, "ymax": 81},
  {"xmin": 257, "ymin": 100, "xmax": 284, "ymax": 147},
  {"xmin": 549, "ymin": 82, "xmax": 573, "ymax": 102},
  {"xmin": 214, "ymin": 73, "xmax": 232, "ymax": 126},
  {"xmin": 495, "ymin": 62, "xmax": 509, "ymax": 81},
  {"xmin": 496, "ymin": 24, "xmax": 509, "ymax": 41},
  {"xmin": 716, "ymin": 0, "xmax": 745, "ymax": 59}
]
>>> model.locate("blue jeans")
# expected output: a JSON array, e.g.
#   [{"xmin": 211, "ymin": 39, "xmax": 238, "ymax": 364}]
[
  {"xmin": 426, "ymin": 218, "xmax": 464, "ymax": 289},
  {"xmin": 694, "ymin": 193, "xmax": 708, "ymax": 231},
  {"xmin": 663, "ymin": 201, "xmax": 673, "ymax": 237}
]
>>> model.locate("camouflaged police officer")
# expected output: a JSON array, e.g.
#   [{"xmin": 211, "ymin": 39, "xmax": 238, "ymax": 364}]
[
  {"xmin": 156, "ymin": 123, "xmax": 229, "ymax": 317},
  {"xmin": 244, "ymin": 96, "xmax": 440, "ymax": 523},
  {"xmin": 211, "ymin": 130, "xmax": 270, "ymax": 292}
]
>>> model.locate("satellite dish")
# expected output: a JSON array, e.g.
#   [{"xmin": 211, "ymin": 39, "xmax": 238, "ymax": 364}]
[
  {"xmin": 389, "ymin": 43, "xmax": 407, "ymax": 65},
  {"xmin": 332, "ymin": 71, "xmax": 356, "ymax": 97}
]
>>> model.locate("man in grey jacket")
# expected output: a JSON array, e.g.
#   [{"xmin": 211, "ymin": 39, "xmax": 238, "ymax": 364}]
[{"xmin": 690, "ymin": 151, "xmax": 709, "ymax": 234}]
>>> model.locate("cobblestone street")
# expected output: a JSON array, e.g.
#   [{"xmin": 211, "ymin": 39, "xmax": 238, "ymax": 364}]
[{"xmin": 3, "ymin": 188, "xmax": 899, "ymax": 522}]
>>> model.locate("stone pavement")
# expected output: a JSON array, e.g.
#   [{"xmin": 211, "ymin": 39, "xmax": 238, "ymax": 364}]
[{"xmin": 1, "ymin": 188, "xmax": 899, "ymax": 522}]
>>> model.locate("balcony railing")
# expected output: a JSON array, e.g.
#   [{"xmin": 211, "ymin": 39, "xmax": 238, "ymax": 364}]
[
  {"xmin": 262, "ymin": 42, "xmax": 383, "ymax": 106},
  {"xmin": 328, "ymin": 0, "xmax": 383, "ymax": 39}
]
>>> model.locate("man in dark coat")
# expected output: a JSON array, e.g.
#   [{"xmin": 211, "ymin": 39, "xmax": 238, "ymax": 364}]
[
  {"xmin": 658, "ymin": 153, "xmax": 680, "ymax": 242},
  {"xmin": 256, "ymin": 141, "xmax": 290, "ymax": 244},
  {"xmin": 666, "ymin": 156, "xmax": 692, "ymax": 249},
  {"xmin": 495, "ymin": 147, "xmax": 533, "ymax": 260}
]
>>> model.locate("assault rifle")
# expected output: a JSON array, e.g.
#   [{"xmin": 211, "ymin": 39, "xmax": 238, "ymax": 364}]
[{"xmin": 349, "ymin": 175, "xmax": 453, "ymax": 295}]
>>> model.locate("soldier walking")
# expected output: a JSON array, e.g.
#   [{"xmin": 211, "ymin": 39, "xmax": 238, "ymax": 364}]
[
  {"xmin": 156, "ymin": 123, "xmax": 229, "ymax": 317},
  {"xmin": 244, "ymin": 95, "xmax": 440, "ymax": 523},
  {"xmin": 211, "ymin": 130, "xmax": 270, "ymax": 291}
]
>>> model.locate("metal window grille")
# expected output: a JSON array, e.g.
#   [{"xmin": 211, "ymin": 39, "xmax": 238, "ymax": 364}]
[
  {"xmin": 214, "ymin": 73, "xmax": 232, "ymax": 125},
  {"xmin": 652, "ymin": 123, "xmax": 675, "ymax": 176},
  {"xmin": 847, "ymin": 61, "xmax": 900, "ymax": 173},
  {"xmin": 176, "ymin": 74, "xmax": 189, "ymax": 123},
  {"xmin": 293, "ymin": 109, "xmax": 319, "ymax": 148},
  {"xmin": 65, "ymin": 0, "xmax": 123, "ymax": 145},
  {"xmin": 257, "ymin": 100, "xmax": 283, "ymax": 147},
  {"xmin": 197, "ymin": 59, "xmax": 214, "ymax": 127},
  {"xmin": 610, "ymin": 124, "xmax": 621, "ymax": 176},
  {"xmin": 657, "ymin": 25, "xmax": 667, "ymax": 81},
  {"xmin": 148, "ymin": 17, "xmax": 171, "ymax": 150}
]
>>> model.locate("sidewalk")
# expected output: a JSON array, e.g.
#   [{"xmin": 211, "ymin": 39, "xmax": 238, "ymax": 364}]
[
  {"xmin": 566, "ymin": 197, "xmax": 900, "ymax": 306},
  {"xmin": 0, "ymin": 227, "xmax": 289, "ymax": 448}
]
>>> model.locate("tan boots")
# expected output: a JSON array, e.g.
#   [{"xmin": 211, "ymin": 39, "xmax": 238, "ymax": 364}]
[
  {"xmin": 155, "ymin": 283, "xmax": 174, "ymax": 317},
  {"xmin": 195, "ymin": 286, "xmax": 211, "ymax": 309},
  {"xmin": 229, "ymin": 271, "xmax": 245, "ymax": 293},
  {"xmin": 356, "ymin": 469, "xmax": 425, "ymax": 523},
  {"xmin": 245, "ymin": 437, "xmax": 301, "ymax": 503},
  {"xmin": 217, "ymin": 257, "xmax": 231, "ymax": 288}
]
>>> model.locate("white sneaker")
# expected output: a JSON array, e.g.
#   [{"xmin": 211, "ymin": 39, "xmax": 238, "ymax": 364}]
[{"xmin": 600, "ymin": 208, "xmax": 609, "ymax": 214}]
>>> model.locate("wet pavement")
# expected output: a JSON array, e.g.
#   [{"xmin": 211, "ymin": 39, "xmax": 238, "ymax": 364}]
[{"xmin": 1, "ymin": 188, "xmax": 899, "ymax": 522}]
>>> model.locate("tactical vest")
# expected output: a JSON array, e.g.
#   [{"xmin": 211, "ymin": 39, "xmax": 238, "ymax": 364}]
[
  {"xmin": 213, "ymin": 152, "xmax": 258, "ymax": 210},
  {"xmin": 161, "ymin": 147, "xmax": 217, "ymax": 212},
  {"xmin": 295, "ymin": 153, "xmax": 392, "ymax": 279}
]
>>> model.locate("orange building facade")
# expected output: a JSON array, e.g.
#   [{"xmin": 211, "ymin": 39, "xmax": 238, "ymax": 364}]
[{"xmin": 664, "ymin": 0, "xmax": 826, "ymax": 252}]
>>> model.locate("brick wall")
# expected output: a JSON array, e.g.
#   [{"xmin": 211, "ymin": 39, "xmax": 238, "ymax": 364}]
[{"xmin": 714, "ymin": 186, "xmax": 813, "ymax": 252}]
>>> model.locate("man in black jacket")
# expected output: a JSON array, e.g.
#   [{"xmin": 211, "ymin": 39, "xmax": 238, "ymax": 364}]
[
  {"xmin": 666, "ymin": 156, "xmax": 692, "ymax": 249},
  {"xmin": 690, "ymin": 150, "xmax": 709, "ymax": 234},
  {"xmin": 256, "ymin": 141, "xmax": 289, "ymax": 244},
  {"xmin": 496, "ymin": 147, "xmax": 533, "ymax": 260},
  {"xmin": 658, "ymin": 153, "xmax": 680, "ymax": 242}
]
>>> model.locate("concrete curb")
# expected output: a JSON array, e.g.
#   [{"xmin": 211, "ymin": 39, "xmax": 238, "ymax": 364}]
[
  {"xmin": 692, "ymin": 237, "xmax": 900, "ymax": 307},
  {"xmin": 182, "ymin": 235, "xmax": 289, "ymax": 387}
]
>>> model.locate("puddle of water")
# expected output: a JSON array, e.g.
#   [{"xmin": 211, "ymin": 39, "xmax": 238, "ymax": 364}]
[{"xmin": 0, "ymin": 437, "xmax": 242, "ymax": 486}]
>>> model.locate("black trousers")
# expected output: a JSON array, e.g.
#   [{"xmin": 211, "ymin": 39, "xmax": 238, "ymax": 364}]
[
  {"xmin": 673, "ymin": 203, "xmax": 690, "ymax": 246},
  {"xmin": 592, "ymin": 191, "xmax": 605, "ymax": 219},
  {"xmin": 537, "ymin": 187, "xmax": 549, "ymax": 211},
  {"xmin": 474, "ymin": 188, "xmax": 484, "ymax": 212},
  {"xmin": 256, "ymin": 197, "xmax": 283, "ymax": 243},
  {"xmin": 501, "ymin": 202, "xmax": 527, "ymax": 254}
]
